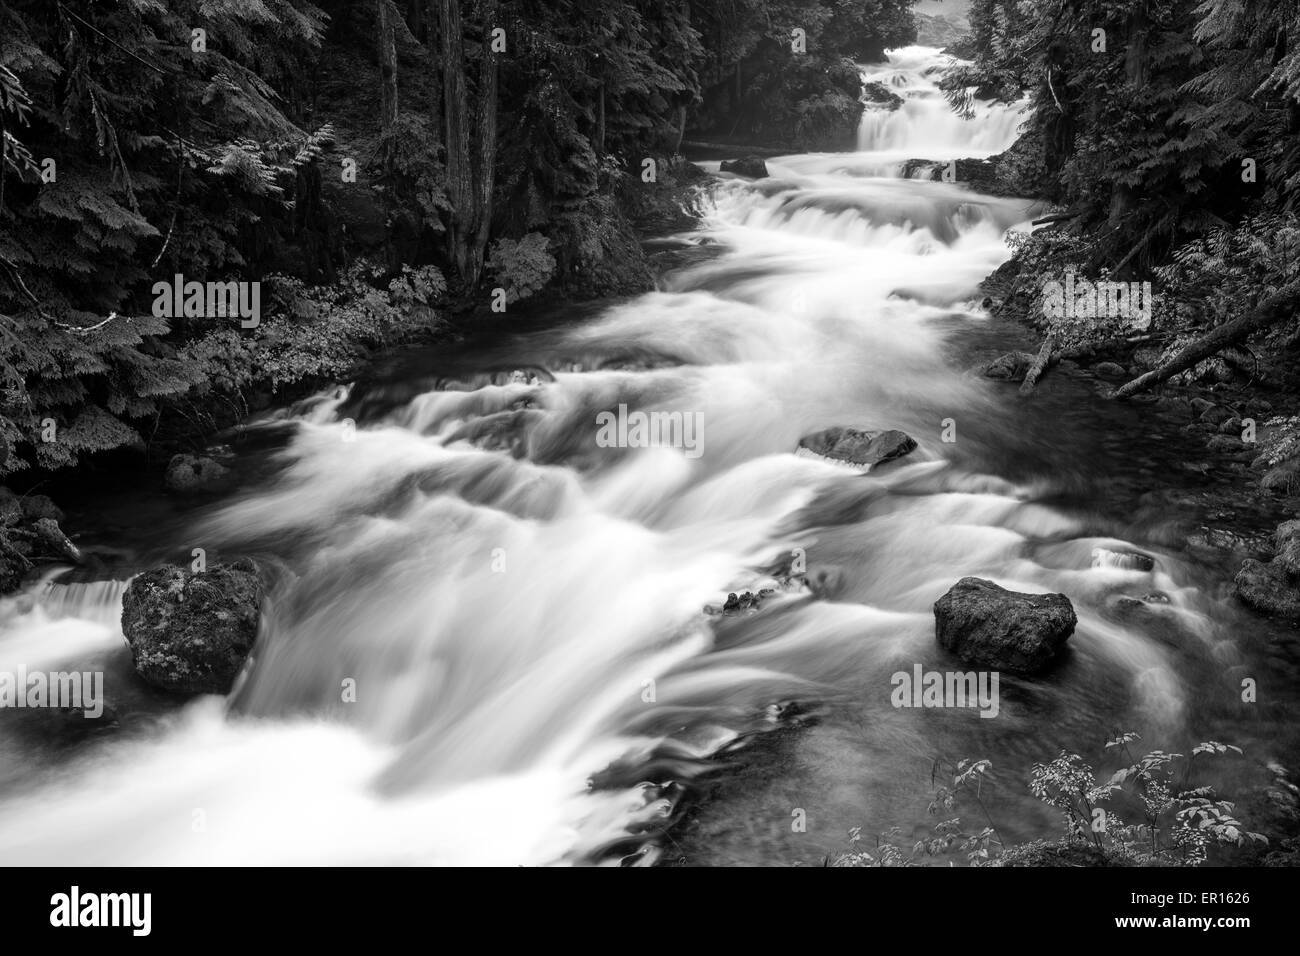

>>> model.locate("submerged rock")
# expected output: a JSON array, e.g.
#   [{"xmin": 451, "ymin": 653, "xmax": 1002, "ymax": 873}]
[
  {"xmin": 720, "ymin": 156, "xmax": 769, "ymax": 179},
  {"xmin": 1199, "ymin": 404, "xmax": 1236, "ymax": 426},
  {"xmin": 164, "ymin": 454, "xmax": 234, "ymax": 495},
  {"xmin": 977, "ymin": 351, "xmax": 1035, "ymax": 381},
  {"xmin": 1092, "ymin": 361, "xmax": 1127, "ymax": 378},
  {"xmin": 121, "ymin": 559, "xmax": 262, "ymax": 694},
  {"xmin": 797, "ymin": 426, "xmax": 916, "ymax": 470},
  {"xmin": 934, "ymin": 577, "xmax": 1076, "ymax": 674},
  {"xmin": 703, "ymin": 589, "xmax": 778, "ymax": 616},
  {"xmin": 1091, "ymin": 548, "xmax": 1155, "ymax": 572}
]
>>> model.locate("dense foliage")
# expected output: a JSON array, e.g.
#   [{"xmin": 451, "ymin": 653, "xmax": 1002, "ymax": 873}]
[
  {"xmin": 832, "ymin": 734, "xmax": 1272, "ymax": 867},
  {"xmin": 0, "ymin": 1, "xmax": 923, "ymax": 475},
  {"xmin": 958, "ymin": 0, "xmax": 1300, "ymax": 402},
  {"xmin": 691, "ymin": 0, "xmax": 917, "ymax": 149}
]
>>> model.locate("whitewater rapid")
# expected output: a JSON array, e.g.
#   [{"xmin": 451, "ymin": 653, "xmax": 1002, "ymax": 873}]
[{"xmin": 0, "ymin": 47, "xmax": 1239, "ymax": 866}]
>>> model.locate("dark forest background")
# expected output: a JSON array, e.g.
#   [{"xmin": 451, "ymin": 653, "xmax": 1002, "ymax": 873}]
[
  {"xmin": 0, "ymin": 0, "xmax": 915, "ymax": 475},
  {"xmin": 2, "ymin": 0, "xmax": 1300, "ymax": 483}
]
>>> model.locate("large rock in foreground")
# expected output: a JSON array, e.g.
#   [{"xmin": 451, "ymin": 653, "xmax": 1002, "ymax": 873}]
[
  {"xmin": 934, "ymin": 577, "xmax": 1077, "ymax": 674},
  {"xmin": 121, "ymin": 559, "xmax": 261, "ymax": 694},
  {"xmin": 797, "ymin": 426, "xmax": 917, "ymax": 470}
]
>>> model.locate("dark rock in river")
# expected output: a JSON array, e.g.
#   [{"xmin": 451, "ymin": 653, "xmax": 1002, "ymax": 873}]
[
  {"xmin": 720, "ymin": 156, "xmax": 769, "ymax": 179},
  {"xmin": 1199, "ymin": 404, "xmax": 1235, "ymax": 426},
  {"xmin": 797, "ymin": 426, "xmax": 917, "ymax": 470},
  {"xmin": 861, "ymin": 81, "xmax": 904, "ymax": 110},
  {"xmin": 164, "ymin": 454, "xmax": 234, "ymax": 495},
  {"xmin": 1092, "ymin": 361, "xmax": 1127, "ymax": 378},
  {"xmin": 934, "ymin": 577, "xmax": 1077, "ymax": 674},
  {"xmin": 121, "ymin": 559, "xmax": 262, "ymax": 694},
  {"xmin": 977, "ymin": 351, "xmax": 1035, "ymax": 381}
]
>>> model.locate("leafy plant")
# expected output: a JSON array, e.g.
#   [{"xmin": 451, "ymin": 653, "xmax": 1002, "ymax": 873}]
[
  {"xmin": 485, "ymin": 233, "xmax": 556, "ymax": 304},
  {"xmin": 831, "ymin": 733, "xmax": 1267, "ymax": 867}
]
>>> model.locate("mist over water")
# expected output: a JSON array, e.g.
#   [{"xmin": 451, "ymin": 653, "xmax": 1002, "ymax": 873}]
[{"xmin": 0, "ymin": 47, "xmax": 1292, "ymax": 866}]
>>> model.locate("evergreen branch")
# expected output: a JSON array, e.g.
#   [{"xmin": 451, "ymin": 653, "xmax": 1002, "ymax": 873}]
[{"xmin": 55, "ymin": 2, "xmax": 178, "ymax": 77}]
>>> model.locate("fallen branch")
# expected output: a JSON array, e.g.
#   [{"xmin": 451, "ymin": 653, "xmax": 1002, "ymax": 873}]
[
  {"xmin": 1013, "ymin": 333, "xmax": 1158, "ymax": 395},
  {"xmin": 1111, "ymin": 280, "xmax": 1300, "ymax": 399},
  {"xmin": 1031, "ymin": 211, "xmax": 1079, "ymax": 227},
  {"xmin": 1018, "ymin": 333, "xmax": 1056, "ymax": 396},
  {"xmin": 54, "ymin": 312, "xmax": 119, "ymax": 335}
]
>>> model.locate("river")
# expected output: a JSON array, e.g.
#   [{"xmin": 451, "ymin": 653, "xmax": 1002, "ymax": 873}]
[{"xmin": 1, "ymin": 46, "xmax": 1296, "ymax": 866}]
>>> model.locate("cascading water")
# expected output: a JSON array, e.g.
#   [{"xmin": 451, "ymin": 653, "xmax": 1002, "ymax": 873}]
[
  {"xmin": 0, "ymin": 47, "xmax": 1294, "ymax": 866},
  {"xmin": 857, "ymin": 46, "xmax": 1026, "ymax": 156}
]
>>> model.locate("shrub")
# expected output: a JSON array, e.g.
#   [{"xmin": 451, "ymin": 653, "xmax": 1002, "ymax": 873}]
[
  {"xmin": 832, "ymin": 733, "xmax": 1267, "ymax": 867},
  {"xmin": 485, "ymin": 233, "xmax": 557, "ymax": 304}
]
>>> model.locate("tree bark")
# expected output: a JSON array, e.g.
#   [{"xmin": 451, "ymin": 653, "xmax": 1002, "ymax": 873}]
[
  {"xmin": 468, "ymin": 0, "xmax": 498, "ymax": 287},
  {"xmin": 376, "ymin": 0, "xmax": 400, "ymax": 130},
  {"xmin": 425, "ymin": 0, "xmax": 441, "ymax": 146},
  {"xmin": 1111, "ymin": 281, "xmax": 1300, "ymax": 399},
  {"xmin": 595, "ymin": 83, "xmax": 606, "ymax": 155},
  {"xmin": 437, "ymin": 0, "xmax": 473, "ymax": 283},
  {"xmin": 406, "ymin": 0, "xmax": 425, "ymax": 41}
]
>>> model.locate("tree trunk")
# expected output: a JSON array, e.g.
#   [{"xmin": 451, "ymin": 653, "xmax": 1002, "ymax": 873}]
[
  {"xmin": 406, "ymin": 0, "xmax": 425, "ymax": 41},
  {"xmin": 1111, "ymin": 281, "xmax": 1300, "ymax": 399},
  {"xmin": 595, "ymin": 83, "xmax": 606, "ymax": 155},
  {"xmin": 674, "ymin": 104, "xmax": 687, "ymax": 155},
  {"xmin": 426, "ymin": 0, "xmax": 441, "ymax": 146},
  {"xmin": 468, "ymin": 0, "xmax": 498, "ymax": 288},
  {"xmin": 1108, "ymin": 5, "xmax": 1149, "ymax": 232},
  {"xmin": 376, "ymin": 0, "xmax": 400, "ymax": 130},
  {"xmin": 437, "ymin": 0, "xmax": 473, "ymax": 283}
]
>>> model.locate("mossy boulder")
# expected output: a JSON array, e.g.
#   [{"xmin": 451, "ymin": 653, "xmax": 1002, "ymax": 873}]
[
  {"xmin": 163, "ymin": 454, "xmax": 234, "ymax": 495},
  {"xmin": 121, "ymin": 559, "xmax": 262, "ymax": 694},
  {"xmin": 934, "ymin": 577, "xmax": 1077, "ymax": 674}
]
